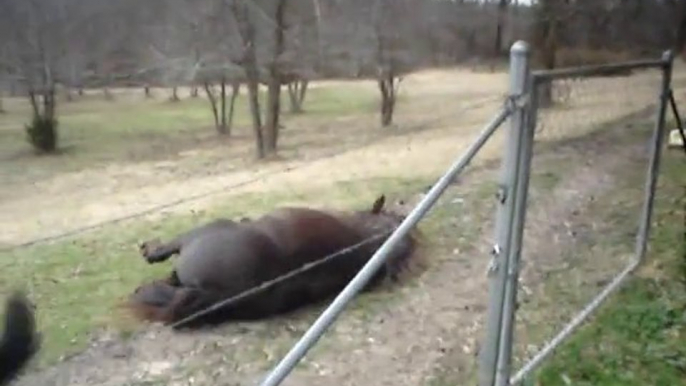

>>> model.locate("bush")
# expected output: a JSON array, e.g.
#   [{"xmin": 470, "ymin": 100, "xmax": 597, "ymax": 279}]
[{"xmin": 26, "ymin": 115, "xmax": 58, "ymax": 153}]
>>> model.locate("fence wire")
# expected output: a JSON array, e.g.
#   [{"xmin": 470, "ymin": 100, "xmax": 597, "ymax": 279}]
[
  {"xmin": 513, "ymin": 110, "xmax": 658, "ymax": 378},
  {"xmin": 0, "ymin": 90, "xmax": 502, "ymax": 253},
  {"xmin": 503, "ymin": 63, "xmax": 674, "ymax": 385},
  {"xmin": 5, "ymin": 43, "xmax": 680, "ymax": 386},
  {"xmin": 535, "ymin": 68, "xmax": 662, "ymax": 142},
  {"xmin": 2, "ymin": 68, "xmax": 509, "ymax": 386}
]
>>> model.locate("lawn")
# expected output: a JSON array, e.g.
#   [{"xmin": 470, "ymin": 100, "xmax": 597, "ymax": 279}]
[
  {"xmin": 0, "ymin": 173, "xmax": 431, "ymax": 366},
  {"xmin": 0, "ymin": 82, "xmax": 378, "ymax": 185},
  {"xmin": 532, "ymin": 140, "xmax": 686, "ymax": 385},
  {"xmin": 2, "ymin": 67, "xmax": 679, "ymax": 384}
]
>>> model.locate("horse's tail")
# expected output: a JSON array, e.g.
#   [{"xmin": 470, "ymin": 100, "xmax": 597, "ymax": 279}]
[
  {"xmin": 127, "ymin": 281, "xmax": 227, "ymax": 329},
  {"xmin": 0, "ymin": 292, "xmax": 40, "ymax": 386}
]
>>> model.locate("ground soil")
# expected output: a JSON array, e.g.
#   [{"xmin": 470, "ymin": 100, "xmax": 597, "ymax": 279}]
[
  {"xmin": 12, "ymin": 115, "xmax": 658, "ymax": 386},
  {"xmin": 5, "ymin": 65, "xmax": 685, "ymax": 386}
]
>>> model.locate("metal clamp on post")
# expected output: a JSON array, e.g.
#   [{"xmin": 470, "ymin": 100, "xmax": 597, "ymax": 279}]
[
  {"xmin": 486, "ymin": 244, "xmax": 502, "ymax": 277},
  {"xmin": 479, "ymin": 40, "xmax": 532, "ymax": 386}
]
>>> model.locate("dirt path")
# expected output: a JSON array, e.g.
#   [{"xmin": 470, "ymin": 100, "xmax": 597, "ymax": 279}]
[
  {"xmin": 0, "ymin": 72, "xmax": 507, "ymax": 248},
  {"xmin": 4, "ymin": 65, "xmax": 674, "ymax": 249},
  {"xmin": 12, "ymin": 116, "xmax": 653, "ymax": 386}
]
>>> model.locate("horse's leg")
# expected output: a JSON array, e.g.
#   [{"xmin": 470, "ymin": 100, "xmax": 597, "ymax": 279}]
[
  {"xmin": 162, "ymin": 287, "xmax": 225, "ymax": 328},
  {"xmin": 140, "ymin": 219, "xmax": 238, "ymax": 264},
  {"xmin": 139, "ymin": 238, "xmax": 182, "ymax": 264}
]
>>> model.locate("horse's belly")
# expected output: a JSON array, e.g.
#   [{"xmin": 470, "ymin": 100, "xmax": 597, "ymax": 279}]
[{"xmin": 174, "ymin": 232, "xmax": 263, "ymax": 291}]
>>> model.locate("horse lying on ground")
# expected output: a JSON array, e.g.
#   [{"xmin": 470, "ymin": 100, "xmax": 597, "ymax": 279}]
[
  {"xmin": 0, "ymin": 292, "xmax": 40, "ymax": 386},
  {"xmin": 128, "ymin": 195, "xmax": 420, "ymax": 329}
]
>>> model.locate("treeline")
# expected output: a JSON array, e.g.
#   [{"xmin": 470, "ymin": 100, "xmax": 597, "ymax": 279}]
[{"xmin": 0, "ymin": 0, "xmax": 683, "ymax": 155}]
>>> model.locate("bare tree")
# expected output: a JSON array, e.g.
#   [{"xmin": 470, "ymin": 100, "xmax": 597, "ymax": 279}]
[
  {"xmin": 371, "ymin": 0, "xmax": 416, "ymax": 127},
  {"xmin": 199, "ymin": 64, "xmax": 242, "ymax": 135},
  {"xmin": 531, "ymin": 0, "xmax": 568, "ymax": 107},
  {"xmin": 231, "ymin": 0, "xmax": 266, "ymax": 157},
  {"xmin": 495, "ymin": 0, "xmax": 510, "ymax": 57},
  {"xmin": 281, "ymin": 0, "xmax": 320, "ymax": 114},
  {"xmin": 668, "ymin": 0, "xmax": 686, "ymax": 55},
  {"xmin": 230, "ymin": 0, "xmax": 289, "ymax": 158},
  {"xmin": 0, "ymin": 0, "xmax": 66, "ymax": 153},
  {"xmin": 263, "ymin": 0, "xmax": 288, "ymax": 152}
]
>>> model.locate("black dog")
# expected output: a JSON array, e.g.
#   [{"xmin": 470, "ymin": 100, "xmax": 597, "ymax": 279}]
[{"xmin": 0, "ymin": 292, "xmax": 40, "ymax": 385}]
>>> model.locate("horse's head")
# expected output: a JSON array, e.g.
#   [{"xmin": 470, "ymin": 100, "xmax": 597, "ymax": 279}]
[{"xmin": 347, "ymin": 194, "xmax": 414, "ymax": 236}]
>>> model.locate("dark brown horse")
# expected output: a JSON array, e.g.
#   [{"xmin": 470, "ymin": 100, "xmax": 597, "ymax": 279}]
[
  {"xmin": 0, "ymin": 292, "xmax": 40, "ymax": 386},
  {"xmin": 127, "ymin": 195, "xmax": 419, "ymax": 329}
]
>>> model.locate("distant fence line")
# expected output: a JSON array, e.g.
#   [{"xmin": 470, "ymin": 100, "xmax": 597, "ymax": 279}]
[{"xmin": 1, "ymin": 93, "xmax": 501, "ymax": 253}]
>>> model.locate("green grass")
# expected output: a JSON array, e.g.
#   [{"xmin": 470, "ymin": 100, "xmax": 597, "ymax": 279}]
[
  {"xmin": 0, "ymin": 83, "xmax": 377, "ymax": 183},
  {"xmin": 0, "ymin": 174, "xmax": 429, "ymax": 367},
  {"xmin": 532, "ymin": 144, "xmax": 686, "ymax": 385}
]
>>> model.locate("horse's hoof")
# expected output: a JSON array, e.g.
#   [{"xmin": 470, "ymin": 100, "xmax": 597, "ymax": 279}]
[{"xmin": 139, "ymin": 238, "xmax": 162, "ymax": 260}]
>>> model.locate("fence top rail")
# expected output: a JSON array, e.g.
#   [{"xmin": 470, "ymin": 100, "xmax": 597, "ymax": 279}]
[{"xmin": 532, "ymin": 58, "xmax": 667, "ymax": 82}]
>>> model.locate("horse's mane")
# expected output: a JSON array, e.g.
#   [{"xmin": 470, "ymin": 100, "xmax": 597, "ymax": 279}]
[{"xmin": 0, "ymin": 292, "xmax": 40, "ymax": 386}]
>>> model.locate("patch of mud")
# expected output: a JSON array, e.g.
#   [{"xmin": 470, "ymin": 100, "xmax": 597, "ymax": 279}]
[{"xmin": 13, "ymin": 118, "xmax": 654, "ymax": 386}]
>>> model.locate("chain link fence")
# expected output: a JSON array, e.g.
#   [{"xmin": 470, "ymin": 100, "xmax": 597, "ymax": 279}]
[
  {"xmin": 4, "ymin": 41, "xmax": 680, "ymax": 386},
  {"xmin": 478, "ymin": 45, "xmax": 675, "ymax": 386}
]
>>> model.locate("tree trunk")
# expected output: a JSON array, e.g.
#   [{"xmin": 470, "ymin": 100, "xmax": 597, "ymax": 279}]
[
  {"xmin": 673, "ymin": 0, "xmax": 686, "ymax": 55},
  {"xmin": 0, "ymin": 96, "xmax": 5, "ymax": 114},
  {"xmin": 264, "ymin": 77, "xmax": 281, "ymax": 154},
  {"xmin": 219, "ymin": 77, "xmax": 227, "ymax": 135},
  {"xmin": 44, "ymin": 86, "xmax": 56, "ymax": 121},
  {"xmin": 532, "ymin": 0, "xmax": 560, "ymax": 108},
  {"xmin": 190, "ymin": 85, "xmax": 199, "ymax": 98},
  {"xmin": 312, "ymin": 0, "xmax": 324, "ymax": 69},
  {"xmin": 494, "ymin": 0, "xmax": 509, "ymax": 57},
  {"xmin": 169, "ymin": 86, "xmax": 180, "ymax": 102},
  {"xmin": 246, "ymin": 77, "xmax": 264, "ymax": 157},
  {"xmin": 26, "ymin": 84, "xmax": 58, "ymax": 153},
  {"xmin": 263, "ymin": 0, "xmax": 287, "ymax": 156},
  {"xmin": 28, "ymin": 90, "xmax": 40, "ymax": 117},
  {"xmin": 232, "ymin": 0, "xmax": 265, "ymax": 159},
  {"xmin": 227, "ymin": 82, "xmax": 240, "ymax": 132},
  {"xmin": 144, "ymin": 85, "xmax": 152, "ymax": 98},
  {"xmin": 378, "ymin": 72, "xmax": 399, "ymax": 127},
  {"xmin": 203, "ymin": 82, "xmax": 220, "ymax": 133},
  {"xmin": 287, "ymin": 79, "xmax": 309, "ymax": 114}
]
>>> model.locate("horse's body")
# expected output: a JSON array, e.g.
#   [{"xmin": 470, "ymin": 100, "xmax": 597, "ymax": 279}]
[
  {"xmin": 0, "ymin": 292, "xmax": 40, "ymax": 386},
  {"xmin": 129, "ymin": 195, "xmax": 418, "ymax": 328}
]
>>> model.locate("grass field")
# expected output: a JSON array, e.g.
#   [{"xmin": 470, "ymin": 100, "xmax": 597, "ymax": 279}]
[
  {"xmin": 531, "ymin": 143, "xmax": 686, "ymax": 386},
  {"xmin": 1, "ymin": 70, "xmax": 505, "ymax": 367},
  {"xmin": 2, "ymin": 64, "xmax": 686, "ymax": 385}
]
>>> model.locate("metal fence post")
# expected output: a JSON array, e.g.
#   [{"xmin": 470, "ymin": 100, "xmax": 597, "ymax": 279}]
[
  {"xmin": 478, "ymin": 40, "xmax": 530, "ymax": 386},
  {"xmin": 495, "ymin": 46, "xmax": 534, "ymax": 386},
  {"xmin": 258, "ymin": 105, "xmax": 512, "ymax": 386},
  {"xmin": 635, "ymin": 50, "xmax": 673, "ymax": 263}
]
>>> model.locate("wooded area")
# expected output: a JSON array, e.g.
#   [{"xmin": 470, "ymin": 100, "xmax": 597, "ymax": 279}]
[{"xmin": 0, "ymin": 0, "xmax": 684, "ymax": 156}]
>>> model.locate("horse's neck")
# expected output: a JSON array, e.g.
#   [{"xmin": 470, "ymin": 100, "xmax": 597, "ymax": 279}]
[{"xmin": 342, "ymin": 212, "xmax": 398, "ymax": 237}]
